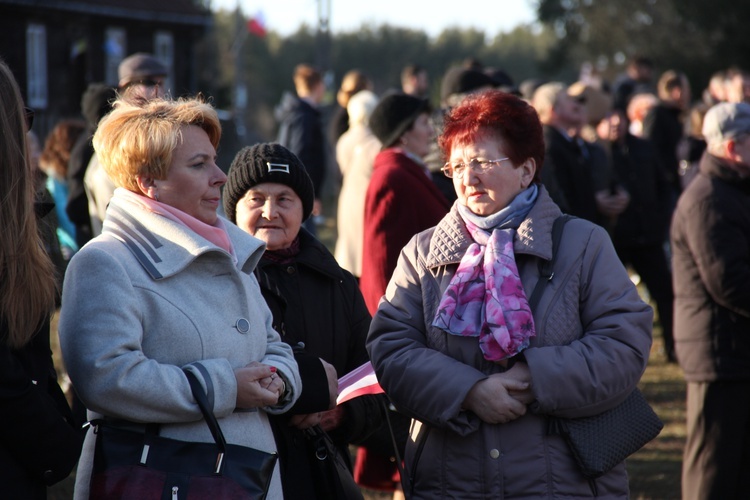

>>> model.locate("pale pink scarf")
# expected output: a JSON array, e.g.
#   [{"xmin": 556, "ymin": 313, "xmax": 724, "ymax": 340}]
[{"xmin": 116, "ymin": 188, "xmax": 235, "ymax": 257}]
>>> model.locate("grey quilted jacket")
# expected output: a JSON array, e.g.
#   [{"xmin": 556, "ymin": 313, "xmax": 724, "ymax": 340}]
[{"xmin": 366, "ymin": 186, "xmax": 653, "ymax": 499}]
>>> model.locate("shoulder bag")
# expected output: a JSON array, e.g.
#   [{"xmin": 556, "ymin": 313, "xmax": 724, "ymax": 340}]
[
  {"xmin": 305, "ymin": 425, "xmax": 364, "ymax": 500},
  {"xmin": 530, "ymin": 215, "xmax": 663, "ymax": 481},
  {"xmin": 89, "ymin": 370, "xmax": 277, "ymax": 499}
]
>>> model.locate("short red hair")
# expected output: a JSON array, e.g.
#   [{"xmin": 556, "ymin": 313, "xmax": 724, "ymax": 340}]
[{"xmin": 439, "ymin": 90, "xmax": 545, "ymax": 182}]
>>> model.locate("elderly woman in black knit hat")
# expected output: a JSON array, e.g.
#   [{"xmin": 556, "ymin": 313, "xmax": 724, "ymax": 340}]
[{"xmin": 224, "ymin": 143, "xmax": 382, "ymax": 499}]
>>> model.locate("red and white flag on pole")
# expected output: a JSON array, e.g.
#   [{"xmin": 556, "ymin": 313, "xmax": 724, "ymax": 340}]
[
  {"xmin": 336, "ymin": 361, "xmax": 384, "ymax": 405},
  {"xmin": 246, "ymin": 11, "xmax": 267, "ymax": 37}
]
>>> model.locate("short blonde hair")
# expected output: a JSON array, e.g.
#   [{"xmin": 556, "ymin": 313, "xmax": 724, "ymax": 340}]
[{"xmin": 93, "ymin": 97, "xmax": 221, "ymax": 192}]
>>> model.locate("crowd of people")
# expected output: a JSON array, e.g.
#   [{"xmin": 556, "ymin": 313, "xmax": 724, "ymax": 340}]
[{"xmin": 2, "ymin": 47, "xmax": 750, "ymax": 500}]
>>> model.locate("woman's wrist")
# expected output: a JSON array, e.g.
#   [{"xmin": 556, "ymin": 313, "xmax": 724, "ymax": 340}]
[{"xmin": 277, "ymin": 372, "xmax": 291, "ymax": 404}]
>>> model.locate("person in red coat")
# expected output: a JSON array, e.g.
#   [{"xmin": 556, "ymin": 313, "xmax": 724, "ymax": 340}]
[
  {"xmin": 357, "ymin": 92, "xmax": 450, "ymax": 494},
  {"xmin": 360, "ymin": 92, "xmax": 451, "ymax": 315}
]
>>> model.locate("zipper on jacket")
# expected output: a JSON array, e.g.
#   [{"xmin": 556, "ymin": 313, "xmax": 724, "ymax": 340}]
[
  {"xmin": 172, "ymin": 486, "xmax": 179, "ymax": 500},
  {"xmin": 408, "ymin": 422, "xmax": 432, "ymax": 497}
]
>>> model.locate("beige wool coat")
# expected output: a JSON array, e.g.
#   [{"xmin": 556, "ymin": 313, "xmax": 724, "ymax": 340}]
[{"xmin": 59, "ymin": 190, "xmax": 300, "ymax": 499}]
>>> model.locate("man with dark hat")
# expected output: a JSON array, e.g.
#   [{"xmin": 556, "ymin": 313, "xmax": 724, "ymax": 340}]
[
  {"xmin": 223, "ymin": 142, "xmax": 381, "ymax": 500},
  {"xmin": 424, "ymin": 67, "xmax": 498, "ymax": 202},
  {"xmin": 672, "ymin": 102, "xmax": 750, "ymax": 500},
  {"xmin": 78, "ymin": 53, "xmax": 168, "ymax": 239},
  {"xmin": 440, "ymin": 66, "xmax": 495, "ymax": 109},
  {"xmin": 117, "ymin": 52, "xmax": 168, "ymax": 104}
]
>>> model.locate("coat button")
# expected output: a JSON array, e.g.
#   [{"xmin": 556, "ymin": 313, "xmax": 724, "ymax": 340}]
[
  {"xmin": 489, "ymin": 449, "xmax": 500, "ymax": 459},
  {"xmin": 286, "ymin": 266, "xmax": 295, "ymax": 274},
  {"xmin": 235, "ymin": 318, "xmax": 250, "ymax": 333},
  {"xmin": 43, "ymin": 470, "xmax": 55, "ymax": 483}
]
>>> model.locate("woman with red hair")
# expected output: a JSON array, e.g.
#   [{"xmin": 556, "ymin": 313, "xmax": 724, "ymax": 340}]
[{"xmin": 366, "ymin": 90, "xmax": 653, "ymax": 498}]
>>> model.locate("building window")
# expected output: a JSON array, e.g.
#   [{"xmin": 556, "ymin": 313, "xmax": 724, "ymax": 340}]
[
  {"xmin": 26, "ymin": 24, "xmax": 47, "ymax": 108},
  {"xmin": 105, "ymin": 27, "xmax": 126, "ymax": 86},
  {"xmin": 154, "ymin": 32, "xmax": 174, "ymax": 94}
]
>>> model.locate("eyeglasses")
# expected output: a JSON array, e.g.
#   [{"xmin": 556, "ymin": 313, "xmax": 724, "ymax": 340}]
[
  {"xmin": 24, "ymin": 106, "xmax": 34, "ymax": 131},
  {"xmin": 442, "ymin": 157, "xmax": 510, "ymax": 178},
  {"xmin": 129, "ymin": 79, "xmax": 163, "ymax": 88}
]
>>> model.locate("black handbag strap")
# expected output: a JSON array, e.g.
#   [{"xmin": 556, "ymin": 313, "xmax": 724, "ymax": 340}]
[
  {"xmin": 184, "ymin": 370, "xmax": 228, "ymax": 455},
  {"xmin": 528, "ymin": 214, "xmax": 573, "ymax": 313}
]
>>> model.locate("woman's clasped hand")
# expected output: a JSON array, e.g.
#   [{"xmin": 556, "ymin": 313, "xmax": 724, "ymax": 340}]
[
  {"xmin": 235, "ymin": 362, "xmax": 287, "ymax": 408},
  {"xmin": 462, "ymin": 362, "xmax": 534, "ymax": 424}
]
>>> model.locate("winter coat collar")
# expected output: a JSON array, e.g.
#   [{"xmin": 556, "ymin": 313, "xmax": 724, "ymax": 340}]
[
  {"xmin": 103, "ymin": 193, "xmax": 266, "ymax": 280},
  {"xmin": 34, "ymin": 201, "xmax": 55, "ymax": 219},
  {"xmin": 375, "ymin": 148, "xmax": 427, "ymax": 175},
  {"xmin": 701, "ymin": 152, "xmax": 750, "ymax": 190},
  {"xmin": 424, "ymin": 185, "xmax": 562, "ymax": 269},
  {"xmin": 259, "ymin": 227, "xmax": 345, "ymax": 281},
  {"xmin": 275, "ymin": 92, "xmax": 319, "ymax": 121}
]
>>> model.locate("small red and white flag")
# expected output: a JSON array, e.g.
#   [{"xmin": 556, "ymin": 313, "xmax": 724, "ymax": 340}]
[
  {"xmin": 246, "ymin": 11, "xmax": 267, "ymax": 37},
  {"xmin": 337, "ymin": 361, "xmax": 384, "ymax": 405}
]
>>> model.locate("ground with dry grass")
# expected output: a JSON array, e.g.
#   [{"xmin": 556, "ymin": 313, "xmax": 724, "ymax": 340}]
[{"xmin": 627, "ymin": 334, "xmax": 685, "ymax": 500}]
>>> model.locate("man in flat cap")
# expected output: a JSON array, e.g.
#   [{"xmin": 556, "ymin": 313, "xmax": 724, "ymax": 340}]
[
  {"xmin": 117, "ymin": 52, "xmax": 168, "ymax": 104},
  {"xmin": 671, "ymin": 101, "xmax": 750, "ymax": 499},
  {"xmin": 82, "ymin": 53, "xmax": 168, "ymax": 239}
]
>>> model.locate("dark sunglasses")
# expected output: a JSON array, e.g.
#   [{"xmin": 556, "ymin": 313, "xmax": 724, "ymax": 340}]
[{"xmin": 24, "ymin": 106, "xmax": 34, "ymax": 131}]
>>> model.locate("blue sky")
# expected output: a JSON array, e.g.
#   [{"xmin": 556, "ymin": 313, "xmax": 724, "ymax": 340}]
[{"xmin": 211, "ymin": 0, "xmax": 538, "ymax": 38}]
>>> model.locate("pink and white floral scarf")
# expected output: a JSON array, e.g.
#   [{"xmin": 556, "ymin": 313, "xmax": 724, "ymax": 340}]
[{"xmin": 432, "ymin": 186, "xmax": 537, "ymax": 362}]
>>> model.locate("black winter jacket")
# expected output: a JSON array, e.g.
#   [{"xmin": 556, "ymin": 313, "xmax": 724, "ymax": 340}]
[
  {"xmin": 643, "ymin": 103, "xmax": 684, "ymax": 196},
  {"xmin": 671, "ymin": 153, "xmax": 750, "ymax": 381},
  {"xmin": 256, "ymin": 229, "xmax": 384, "ymax": 499},
  {"xmin": 610, "ymin": 134, "xmax": 672, "ymax": 247},
  {"xmin": 275, "ymin": 94, "xmax": 327, "ymax": 197},
  {"xmin": 542, "ymin": 125, "xmax": 605, "ymax": 226},
  {"xmin": 0, "ymin": 317, "xmax": 83, "ymax": 499}
]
